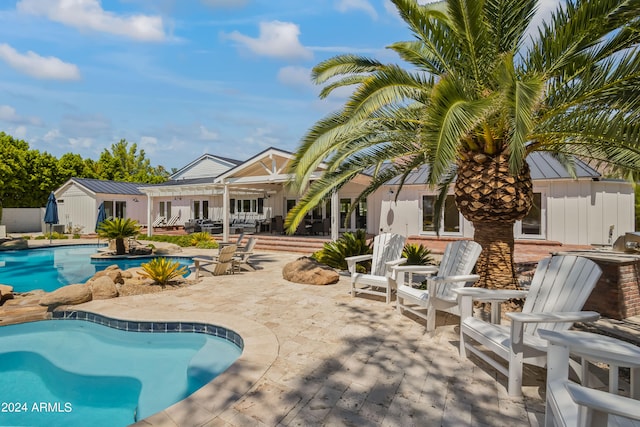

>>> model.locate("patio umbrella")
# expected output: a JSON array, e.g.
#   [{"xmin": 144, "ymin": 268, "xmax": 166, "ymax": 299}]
[
  {"xmin": 44, "ymin": 192, "xmax": 59, "ymax": 244},
  {"xmin": 95, "ymin": 202, "xmax": 107, "ymax": 243}
]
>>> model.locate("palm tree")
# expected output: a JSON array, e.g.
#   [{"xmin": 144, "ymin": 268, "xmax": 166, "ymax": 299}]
[
  {"xmin": 288, "ymin": 0, "xmax": 640, "ymax": 290},
  {"xmin": 97, "ymin": 218, "xmax": 141, "ymax": 255}
]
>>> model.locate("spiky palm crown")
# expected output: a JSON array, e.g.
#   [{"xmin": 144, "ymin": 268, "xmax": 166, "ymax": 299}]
[{"xmin": 286, "ymin": 0, "xmax": 640, "ymax": 231}]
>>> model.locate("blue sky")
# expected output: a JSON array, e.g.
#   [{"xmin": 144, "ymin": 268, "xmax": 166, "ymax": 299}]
[{"xmin": 0, "ymin": 0, "xmax": 559, "ymax": 171}]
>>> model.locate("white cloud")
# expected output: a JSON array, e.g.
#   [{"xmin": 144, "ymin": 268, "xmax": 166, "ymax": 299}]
[
  {"xmin": 277, "ymin": 66, "xmax": 313, "ymax": 91},
  {"xmin": 139, "ymin": 135, "xmax": 158, "ymax": 153},
  {"xmin": 68, "ymin": 137, "xmax": 94, "ymax": 148},
  {"xmin": 225, "ymin": 21, "xmax": 313, "ymax": 60},
  {"xmin": 199, "ymin": 125, "xmax": 219, "ymax": 141},
  {"xmin": 12, "ymin": 125, "xmax": 28, "ymax": 139},
  {"xmin": 336, "ymin": 0, "xmax": 378, "ymax": 20},
  {"xmin": 43, "ymin": 129, "xmax": 61, "ymax": 141},
  {"xmin": 0, "ymin": 44, "xmax": 80, "ymax": 81},
  {"xmin": 17, "ymin": 0, "xmax": 166, "ymax": 42},
  {"xmin": 200, "ymin": 0, "xmax": 250, "ymax": 7}
]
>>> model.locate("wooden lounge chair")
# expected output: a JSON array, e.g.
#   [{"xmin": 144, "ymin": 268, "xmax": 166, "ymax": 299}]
[
  {"xmin": 346, "ymin": 233, "xmax": 406, "ymax": 304},
  {"xmin": 163, "ymin": 215, "xmax": 180, "ymax": 229},
  {"xmin": 192, "ymin": 244, "xmax": 237, "ymax": 278},
  {"xmin": 152, "ymin": 215, "xmax": 166, "ymax": 228},
  {"xmin": 395, "ymin": 240, "xmax": 481, "ymax": 331},
  {"xmin": 455, "ymin": 255, "xmax": 602, "ymax": 396},
  {"xmin": 232, "ymin": 237, "xmax": 258, "ymax": 272},
  {"xmin": 540, "ymin": 329, "xmax": 640, "ymax": 426}
]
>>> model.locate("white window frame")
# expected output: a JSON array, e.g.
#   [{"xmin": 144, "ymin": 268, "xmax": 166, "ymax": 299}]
[
  {"xmin": 419, "ymin": 193, "xmax": 463, "ymax": 236},
  {"xmin": 515, "ymin": 189, "xmax": 546, "ymax": 239}
]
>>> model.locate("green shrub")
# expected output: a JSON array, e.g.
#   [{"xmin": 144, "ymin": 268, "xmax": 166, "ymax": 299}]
[
  {"xmin": 141, "ymin": 234, "xmax": 194, "ymax": 247},
  {"xmin": 312, "ymin": 229, "xmax": 371, "ymax": 271},
  {"xmin": 73, "ymin": 233, "xmax": 81, "ymax": 239},
  {"xmin": 38, "ymin": 232, "xmax": 68, "ymax": 240},
  {"xmin": 139, "ymin": 258, "xmax": 188, "ymax": 286},
  {"xmin": 402, "ymin": 243, "xmax": 434, "ymax": 265},
  {"xmin": 21, "ymin": 235, "xmax": 31, "ymax": 240},
  {"xmin": 190, "ymin": 232, "xmax": 218, "ymax": 248}
]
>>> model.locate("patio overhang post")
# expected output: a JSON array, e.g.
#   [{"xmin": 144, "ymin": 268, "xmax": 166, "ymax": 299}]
[
  {"xmin": 331, "ymin": 190, "xmax": 339, "ymax": 241},
  {"xmin": 146, "ymin": 195, "xmax": 153, "ymax": 237},
  {"xmin": 222, "ymin": 182, "xmax": 230, "ymax": 242}
]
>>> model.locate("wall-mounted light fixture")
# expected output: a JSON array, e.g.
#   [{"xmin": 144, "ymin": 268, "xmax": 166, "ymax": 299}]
[{"xmin": 132, "ymin": 198, "xmax": 139, "ymax": 202}]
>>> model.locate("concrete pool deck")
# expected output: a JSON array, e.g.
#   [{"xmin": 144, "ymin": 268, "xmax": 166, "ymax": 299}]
[{"xmin": 69, "ymin": 248, "xmax": 549, "ymax": 427}]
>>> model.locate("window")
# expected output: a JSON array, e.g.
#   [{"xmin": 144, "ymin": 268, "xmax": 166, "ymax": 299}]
[
  {"xmin": 104, "ymin": 201, "xmax": 114, "ymax": 219},
  {"xmin": 356, "ymin": 200, "xmax": 367, "ymax": 229},
  {"xmin": 159, "ymin": 201, "xmax": 171, "ymax": 218},
  {"xmin": 520, "ymin": 192, "xmax": 543, "ymax": 236},
  {"xmin": 422, "ymin": 194, "xmax": 460, "ymax": 234},
  {"xmin": 103, "ymin": 201, "xmax": 127, "ymax": 219},
  {"xmin": 286, "ymin": 199, "xmax": 297, "ymax": 213},
  {"xmin": 115, "ymin": 201, "xmax": 126, "ymax": 218},
  {"xmin": 193, "ymin": 201, "xmax": 201, "ymax": 219},
  {"xmin": 340, "ymin": 198, "xmax": 352, "ymax": 229},
  {"xmin": 202, "ymin": 200, "xmax": 209, "ymax": 219}
]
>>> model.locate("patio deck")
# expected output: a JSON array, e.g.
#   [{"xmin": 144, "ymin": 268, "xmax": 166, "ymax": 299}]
[
  {"xmin": 8, "ymin": 238, "xmax": 638, "ymax": 426},
  {"xmin": 75, "ymin": 249, "xmax": 550, "ymax": 426}
]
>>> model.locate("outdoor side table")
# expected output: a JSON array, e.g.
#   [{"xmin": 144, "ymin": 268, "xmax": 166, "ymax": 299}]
[{"xmin": 391, "ymin": 264, "xmax": 439, "ymax": 288}]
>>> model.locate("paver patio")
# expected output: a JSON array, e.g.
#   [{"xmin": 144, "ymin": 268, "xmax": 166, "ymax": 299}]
[{"xmin": 72, "ymin": 249, "xmax": 550, "ymax": 427}]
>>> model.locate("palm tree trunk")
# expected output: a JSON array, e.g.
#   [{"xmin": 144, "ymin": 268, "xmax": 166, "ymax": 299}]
[
  {"xmin": 115, "ymin": 238, "xmax": 126, "ymax": 255},
  {"xmin": 473, "ymin": 221, "xmax": 518, "ymax": 290}
]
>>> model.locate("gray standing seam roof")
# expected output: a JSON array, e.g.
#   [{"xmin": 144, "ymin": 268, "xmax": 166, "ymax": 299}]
[
  {"xmin": 381, "ymin": 152, "xmax": 600, "ymax": 185},
  {"xmin": 72, "ymin": 178, "xmax": 145, "ymax": 195}
]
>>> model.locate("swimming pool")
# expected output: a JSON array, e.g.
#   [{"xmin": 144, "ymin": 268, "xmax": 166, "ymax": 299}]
[
  {"xmin": 0, "ymin": 313, "xmax": 242, "ymax": 426},
  {"xmin": 0, "ymin": 245, "xmax": 192, "ymax": 293}
]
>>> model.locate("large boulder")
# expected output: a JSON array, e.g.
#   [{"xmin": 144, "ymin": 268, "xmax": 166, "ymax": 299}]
[
  {"xmin": 92, "ymin": 266, "xmax": 124, "ymax": 284},
  {"xmin": 89, "ymin": 276, "xmax": 119, "ymax": 300},
  {"xmin": 0, "ymin": 284, "xmax": 14, "ymax": 303},
  {"xmin": 282, "ymin": 257, "xmax": 340, "ymax": 286},
  {"xmin": 0, "ymin": 239, "xmax": 28, "ymax": 251},
  {"xmin": 39, "ymin": 284, "xmax": 92, "ymax": 309}
]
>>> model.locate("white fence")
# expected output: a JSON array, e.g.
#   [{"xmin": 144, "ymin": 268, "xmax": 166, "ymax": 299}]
[{"xmin": 1, "ymin": 208, "xmax": 46, "ymax": 233}]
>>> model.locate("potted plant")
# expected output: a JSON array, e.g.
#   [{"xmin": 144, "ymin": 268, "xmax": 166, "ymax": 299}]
[{"xmin": 97, "ymin": 218, "xmax": 141, "ymax": 255}]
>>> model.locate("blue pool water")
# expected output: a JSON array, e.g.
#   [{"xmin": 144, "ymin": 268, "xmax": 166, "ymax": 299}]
[
  {"xmin": 0, "ymin": 319, "xmax": 242, "ymax": 426},
  {"xmin": 0, "ymin": 245, "xmax": 192, "ymax": 293}
]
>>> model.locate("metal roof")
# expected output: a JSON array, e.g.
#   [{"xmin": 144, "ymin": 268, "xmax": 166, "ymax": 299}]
[
  {"xmin": 381, "ymin": 152, "xmax": 600, "ymax": 185},
  {"xmin": 72, "ymin": 178, "xmax": 145, "ymax": 195},
  {"xmin": 140, "ymin": 177, "xmax": 215, "ymax": 188}
]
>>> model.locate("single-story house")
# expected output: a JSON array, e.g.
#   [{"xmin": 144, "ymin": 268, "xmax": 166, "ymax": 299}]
[{"xmin": 53, "ymin": 147, "xmax": 634, "ymax": 246}]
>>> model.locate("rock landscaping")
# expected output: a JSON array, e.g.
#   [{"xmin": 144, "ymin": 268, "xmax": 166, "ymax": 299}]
[{"xmin": 0, "ymin": 264, "xmax": 196, "ymax": 326}]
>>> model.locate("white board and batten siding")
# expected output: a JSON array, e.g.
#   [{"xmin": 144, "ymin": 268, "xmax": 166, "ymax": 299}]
[
  {"xmin": 545, "ymin": 179, "xmax": 634, "ymax": 246},
  {"xmin": 369, "ymin": 178, "xmax": 634, "ymax": 246}
]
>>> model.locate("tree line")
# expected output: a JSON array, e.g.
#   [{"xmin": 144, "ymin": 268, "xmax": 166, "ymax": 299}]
[{"xmin": 0, "ymin": 132, "xmax": 171, "ymax": 214}]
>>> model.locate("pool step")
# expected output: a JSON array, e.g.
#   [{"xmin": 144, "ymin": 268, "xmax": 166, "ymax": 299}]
[{"xmin": 215, "ymin": 234, "xmax": 329, "ymax": 254}]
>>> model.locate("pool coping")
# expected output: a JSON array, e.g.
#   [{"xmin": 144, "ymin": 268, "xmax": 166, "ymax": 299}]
[{"xmin": 52, "ymin": 306, "xmax": 278, "ymax": 427}]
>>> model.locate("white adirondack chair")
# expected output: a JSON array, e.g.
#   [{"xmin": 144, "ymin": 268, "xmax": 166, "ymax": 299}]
[
  {"xmin": 539, "ymin": 329, "xmax": 640, "ymax": 427},
  {"xmin": 346, "ymin": 233, "xmax": 406, "ymax": 304},
  {"xmin": 455, "ymin": 255, "xmax": 602, "ymax": 396},
  {"xmin": 395, "ymin": 240, "xmax": 482, "ymax": 331}
]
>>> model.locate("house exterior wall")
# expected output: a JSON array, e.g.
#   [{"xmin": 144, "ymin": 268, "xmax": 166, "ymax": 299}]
[
  {"xmin": 57, "ymin": 183, "xmax": 148, "ymax": 233},
  {"xmin": 369, "ymin": 178, "xmax": 634, "ymax": 245},
  {"xmin": 173, "ymin": 158, "xmax": 234, "ymax": 180},
  {"xmin": 56, "ymin": 183, "xmax": 97, "ymax": 234},
  {"xmin": 545, "ymin": 179, "xmax": 634, "ymax": 245}
]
